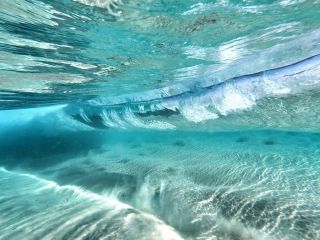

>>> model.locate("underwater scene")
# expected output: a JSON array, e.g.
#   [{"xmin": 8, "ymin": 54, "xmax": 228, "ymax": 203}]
[{"xmin": 0, "ymin": 0, "xmax": 320, "ymax": 239}]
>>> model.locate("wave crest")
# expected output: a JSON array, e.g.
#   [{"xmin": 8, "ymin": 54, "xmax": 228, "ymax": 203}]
[{"xmin": 65, "ymin": 54, "xmax": 320, "ymax": 131}]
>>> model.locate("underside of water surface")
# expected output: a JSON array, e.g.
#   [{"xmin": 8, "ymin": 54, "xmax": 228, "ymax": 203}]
[{"xmin": 0, "ymin": 0, "xmax": 320, "ymax": 239}]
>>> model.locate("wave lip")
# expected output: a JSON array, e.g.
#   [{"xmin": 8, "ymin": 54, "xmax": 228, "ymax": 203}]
[{"xmin": 66, "ymin": 54, "xmax": 320, "ymax": 130}]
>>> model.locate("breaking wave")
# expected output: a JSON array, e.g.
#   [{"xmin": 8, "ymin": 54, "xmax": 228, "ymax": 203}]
[{"xmin": 66, "ymin": 54, "xmax": 320, "ymax": 131}]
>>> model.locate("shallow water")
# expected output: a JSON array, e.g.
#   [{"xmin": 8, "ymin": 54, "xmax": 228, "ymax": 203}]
[{"xmin": 0, "ymin": 0, "xmax": 320, "ymax": 239}]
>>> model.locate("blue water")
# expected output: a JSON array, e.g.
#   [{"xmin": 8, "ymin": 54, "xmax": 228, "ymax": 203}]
[{"xmin": 0, "ymin": 0, "xmax": 320, "ymax": 239}]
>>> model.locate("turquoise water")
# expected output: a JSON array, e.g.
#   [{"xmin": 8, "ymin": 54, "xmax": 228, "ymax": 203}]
[{"xmin": 0, "ymin": 0, "xmax": 320, "ymax": 239}]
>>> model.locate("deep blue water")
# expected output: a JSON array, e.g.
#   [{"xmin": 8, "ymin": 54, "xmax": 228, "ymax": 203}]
[{"xmin": 0, "ymin": 0, "xmax": 320, "ymax": 239}]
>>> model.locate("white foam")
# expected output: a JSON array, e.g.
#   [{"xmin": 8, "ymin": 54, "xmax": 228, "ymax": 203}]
[
  {"xmin": 215, "ymin": 84, "xmax": 256, "ymax": 115},
  {"xmin": 181, "ymin": 103, "xmax": 219, "ymax": 122}
]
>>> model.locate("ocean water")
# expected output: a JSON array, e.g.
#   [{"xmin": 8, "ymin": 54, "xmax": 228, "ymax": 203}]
[{"xmin": 0, "ymin": 0, "xmax": 320, "ymax": 239}]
